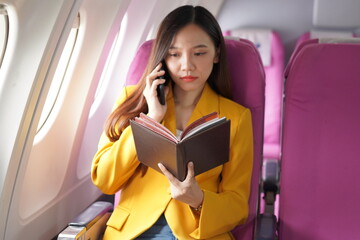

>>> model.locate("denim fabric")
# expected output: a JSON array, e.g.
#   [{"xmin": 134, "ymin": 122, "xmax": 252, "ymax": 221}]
[{"xmin": 136, "ymin": 215, "xmax": 177, "ymax": 240}]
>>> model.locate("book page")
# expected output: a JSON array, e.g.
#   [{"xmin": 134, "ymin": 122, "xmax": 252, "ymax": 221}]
[
  {"xmin": 181, "ymin": 117, "xmax": 226, "ymax": 140},
  {"xmin": 134, "ymin": 113, "xmax": 178, "ymax": 142},
  {"xmin": 180, "ymin": 112, "xmax": 218, "ymax": 138},
  {"xmin": 133, "ymin": 112, "xmax": 224, "ymax": 143}
]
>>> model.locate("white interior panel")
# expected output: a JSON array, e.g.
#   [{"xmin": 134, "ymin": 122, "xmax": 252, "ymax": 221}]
[{"xmin": 313, "ymin": 0, "xmax": 360, "ymax": 28}]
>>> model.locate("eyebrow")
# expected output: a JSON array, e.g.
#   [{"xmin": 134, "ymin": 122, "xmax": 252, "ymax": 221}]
[{"xmin": 169, "ymin": 44, "xmax": 209, "ymax": 50}]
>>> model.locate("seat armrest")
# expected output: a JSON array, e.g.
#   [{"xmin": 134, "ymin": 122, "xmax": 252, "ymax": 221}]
[
  {"xmin": 58, "ymin": 201, "xmax": 113, "ymax": 240},
  {"xmin": 263, "ymin": 158, "xmax": 279, "ymax": 185},
  {"xmin": 69, "ymin": 201, "xmax": 113, "ymax": 227},
  {"xmin": 255, "ymin": 213, "xmax": 277, "ymax": 240},
  {"xmin": 262, "ymin": 159, "xmax": 279, "ymax": 214}
]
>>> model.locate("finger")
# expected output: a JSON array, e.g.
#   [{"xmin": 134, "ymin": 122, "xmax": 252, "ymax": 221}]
[
  {"xmin": 145, "ymin": 71, "xmax": 165, "ymax": 91},
  {"xmin": 145, "ymin": 72, "xmax": 165, "ymax": 92},
  {"xmin": 150, "ymin": 62, "xmax": 164, "ymax": 75},
  {"xmin": 153, "ymin": 62, "xmax": 162, "ymax": 72},
  {"xmin": 149, "ymin": 70, "xmax": 165, "ymax": 80},
  {"xmin": 185, "ymin": 161, "xmax": 195, "ymax": 182},
  {"xmin": 147, "ymin": 63, "xmax": 162, "ymax": 78},
  {"xmin": 150, "ymin": 79, "xmax": 166, "ymax": 92},
  {"xmin": 146, "ymin": 64, "xmax": 162, "ymax": 83},
  {"xmin": 158, "ymin": 163, "xmax": 178, "ymax": 183}
]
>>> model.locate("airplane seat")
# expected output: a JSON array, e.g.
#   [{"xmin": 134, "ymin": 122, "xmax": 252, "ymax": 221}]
[
  {"xmin": 225, "ymin": 28, "xmax": 284, "ymax": 163},
  {"xmin": 59, "ymin": 38, "xmax": 267, "ymax": 239},
  {"xmin": 277, "ymin": 38, "xmax": 360, "ymax": 239},
  {"xmin": 224, "ymin": 28, "xmax": 285, "ymax": 219},
  {"xmin": 125, "ymin": 40, "xmax": 153, "ymax": 86},
  {"xmin": 123, "ymin": 38, "xmax": 267, "ymax": 239},
  {"xmin": 222, "ymin": 39, "xmax": 266, "ymax": 240}
]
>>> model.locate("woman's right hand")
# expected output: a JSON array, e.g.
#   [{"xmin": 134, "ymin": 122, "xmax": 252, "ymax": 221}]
[{"xmin": 143, "ymin": 62, "xmax": 169, "ymax": 122}]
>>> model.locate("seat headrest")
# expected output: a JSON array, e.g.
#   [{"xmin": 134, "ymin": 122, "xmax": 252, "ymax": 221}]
[
  {"xmin": 318, "ymin": 37, "xmax": 360, "ymax": 44},
  {"xmin": 310, "ymin": 30, "xmax": 354, "ymax": 39},
  {"xmin": 225, "ymin": 29, "xmax": 272, "ymax": 66}
]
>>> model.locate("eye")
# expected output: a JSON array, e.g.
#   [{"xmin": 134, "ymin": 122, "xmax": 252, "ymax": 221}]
[
  {"xmin": 168, "ymin": 52, "xmax": 179, "ymax": 57},
  {"xmin": 194, "ymin": 52, "xmax": 206, "ymax": 56}
]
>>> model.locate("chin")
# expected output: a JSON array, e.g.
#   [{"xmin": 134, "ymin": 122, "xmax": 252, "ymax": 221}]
[{"xmin": 179, "ymin": 82, "xmax": 205, "ymax": 92}]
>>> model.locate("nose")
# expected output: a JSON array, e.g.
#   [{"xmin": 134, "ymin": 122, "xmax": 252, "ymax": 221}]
[{"xmin": 180, "ymin": 53, "xmax": 195, "ymax": 72}]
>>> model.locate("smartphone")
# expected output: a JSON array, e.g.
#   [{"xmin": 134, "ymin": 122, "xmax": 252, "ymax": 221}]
[{"xmin": 156, "ymin": 62, "xmax": 169, "ymax": 105}]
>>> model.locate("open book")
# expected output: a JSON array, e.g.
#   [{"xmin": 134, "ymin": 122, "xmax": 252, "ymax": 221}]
[{"xmin": 130, "ymin": 112, "xmax": 230, "ymax": 181}]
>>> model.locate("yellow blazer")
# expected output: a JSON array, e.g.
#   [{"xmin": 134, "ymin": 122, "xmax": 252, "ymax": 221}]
[{"xmin": 91, "ymin": 83, "xmax": 253, "ymax": 240}]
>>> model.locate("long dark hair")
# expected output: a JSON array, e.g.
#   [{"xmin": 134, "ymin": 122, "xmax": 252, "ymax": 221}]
[{"xmin": 105, "ymin": 5, "xmax": 232, "ymax": 141}]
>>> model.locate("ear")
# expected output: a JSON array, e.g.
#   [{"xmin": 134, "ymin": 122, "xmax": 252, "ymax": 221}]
[{"xmin": 213, "ymin": 48, "xmax": 220, "ymax": 63}]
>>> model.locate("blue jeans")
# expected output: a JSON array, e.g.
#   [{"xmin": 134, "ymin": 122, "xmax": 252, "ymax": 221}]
[{"xmin": 136, "ymin": 215, "xmax": 177, "ymax": 239}]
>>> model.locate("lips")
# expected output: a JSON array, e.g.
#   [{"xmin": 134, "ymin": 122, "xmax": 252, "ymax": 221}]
[{"xmin": 180, "ymin": 76, "xmax": 198, "ymax": 82}]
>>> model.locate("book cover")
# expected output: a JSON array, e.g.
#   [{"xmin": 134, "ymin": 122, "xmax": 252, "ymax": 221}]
[{"xmin": 130, "ymin": 112, "xmax": 231, "ymax": 181}]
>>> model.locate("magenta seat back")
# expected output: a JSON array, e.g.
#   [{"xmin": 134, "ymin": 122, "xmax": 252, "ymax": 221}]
[
  {"xmin": 225, "ymin": 29, "xmax": 284, "ymax": 160},
  {"xmin": 279, "ymin": 39, "xmax": 360, "ymax": 239},
  {"xmin": 225, "ymin": 39, "xmax": 265, "ymax": 240},
  {"xmin": 118, "ymin": 39, "xmax": 265, "ymax": 239},
  {"xmin": 125, "ymin": 40, "xmax": 152, "ymax": 85}
]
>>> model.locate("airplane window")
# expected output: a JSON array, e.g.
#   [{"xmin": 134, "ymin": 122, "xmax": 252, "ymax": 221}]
[
  {"xmin": 17, "ymin": 14, "xmax": 80, "ymax": 219},
  {"xmin": 36, "ymin": 14, "xmax": 80, "ymax": 132},
  {"xmin": 89, "ymin": 13, "xmax": 128, "ymax": 119},
  {"xmin": 0, "ymin": 5, "xmax": 9, "ymax": 69}
]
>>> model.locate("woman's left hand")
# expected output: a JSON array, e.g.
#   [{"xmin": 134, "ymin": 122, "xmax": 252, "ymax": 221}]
[{"xmin": 158, "ymin": 162, "xmax": 204, "ymax": 209}]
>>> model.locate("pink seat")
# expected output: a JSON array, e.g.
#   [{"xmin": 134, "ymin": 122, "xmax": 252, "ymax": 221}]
[
  {"xmin": 225, "ymin": 29, "xmax": 284, "ymax": 161},
  {"xmin": 278, "ymin": 38, "xmax": 360, "ymax": 239},
  {"xmin": 118, "ymin": 38, "xmax": 266, "ymax": 239}
]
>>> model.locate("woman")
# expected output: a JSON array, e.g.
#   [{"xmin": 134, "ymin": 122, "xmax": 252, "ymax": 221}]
[{"xmin": 91, "ymin": 5, "xmax": 253, "ymax": 240}]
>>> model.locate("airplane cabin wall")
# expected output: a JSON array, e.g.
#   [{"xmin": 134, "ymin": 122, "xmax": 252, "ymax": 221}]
[
  {"xmin": 218, "ymin": 0, "xmax": 315, "ymax": 62},
  {"xmin": 0, "ymin": 0, "xmax": 82, "ymax": 239}
]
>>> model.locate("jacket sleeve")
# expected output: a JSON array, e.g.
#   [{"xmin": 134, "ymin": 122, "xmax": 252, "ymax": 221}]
[
  {"xmin": 190, "ymin": 108, "xmax": 254, "ymax": 239},
  {"xmin": 91, "ymin": 87, "xmax": 141, "ymax": 195}
]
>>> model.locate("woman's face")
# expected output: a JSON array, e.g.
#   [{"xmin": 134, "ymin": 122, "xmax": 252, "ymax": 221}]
[{"xmin": 164, "ymin": 24, "xmax": 219, "ymax": 93}]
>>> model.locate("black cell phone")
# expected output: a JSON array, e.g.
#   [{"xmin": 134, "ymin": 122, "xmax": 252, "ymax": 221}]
[{"xmin": 156, "ymin": 62, "xmax": 169, "ymax": 105}]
